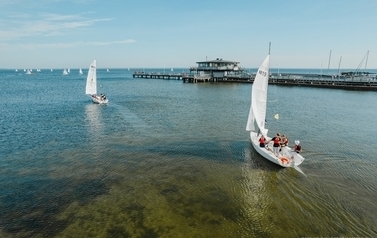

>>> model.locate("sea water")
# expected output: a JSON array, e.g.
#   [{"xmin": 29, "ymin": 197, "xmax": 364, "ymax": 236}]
[{"xmin": 0, "ymin": 68, "xmax": 376, "ymax": 237}]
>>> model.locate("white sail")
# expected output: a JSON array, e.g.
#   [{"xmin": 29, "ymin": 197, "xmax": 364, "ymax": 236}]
[
  {"xmin": 63, "ymin": 69, "xmax": 68, "ymax": 75},
  {"xmin": 79, "ymin": 68, "xmax": 83, "ymax": 75},
  {"xmin": 86, "ymin": 60, "xmax": 97, "ymax": 95},
  {"xmin": 245, "ymin": 100, "xmax": 255, "ymax": 132},
  {"xmin": 246, "ymin": 55, "xmax": 270, "ymax": 137}
]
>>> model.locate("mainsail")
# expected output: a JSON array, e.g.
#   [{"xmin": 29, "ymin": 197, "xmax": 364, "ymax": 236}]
[
  {"xmin": 85, "ymin": 60, "xmax": 97, "ymax": 95},
  {"xmin": 246, "ymin": 55, "xmax": 270, "ymax": 137}
]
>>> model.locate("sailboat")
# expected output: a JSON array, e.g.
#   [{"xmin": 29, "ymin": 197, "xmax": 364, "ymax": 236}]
[
  {"xmin": 63, "ymin": 69, "xmax": 68, "ymax": 75},
  {"xmin": 25, "ymin": 69, "xmax": 32, "ymax": 75},
  {"xmin": 85, "ymin": 60, "xmax": 108, "ymax": 104},
  {"xmin": 79, "ymin": 68, "xmax": 83, "ymax": 75},
  {"xmin": 246, "ymin": 44, "xmax": 305, "ymax": 168}
]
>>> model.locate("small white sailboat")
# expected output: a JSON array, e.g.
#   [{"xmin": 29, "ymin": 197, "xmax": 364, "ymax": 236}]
[
  {"xmin": 79, "ymin": 68, "xmax": 83, "ymax": 75},
  {"xmin": 106, "ymin": 68, "xmax": 109, "ymax": 72},
  {"xmin": 25, "ymin": 69, "xmax": 32, "ymax": 75},
  {"xmin": 85, "ymin": 60, "xmax": 108, "ymax": 104},
  {"xmin": 15, "ymin": 69, "xmax": 18, "ymax": 72},
  {"xmin": 246, "ymin": 43, "xmax": 305, "ymax": 168},
  {"xmin": 67, "ymin": 68, "xmax": 70, "ymax": 73},
  {"xmin": 63, "ymin": 69, "xmax": 68, "ymax": 75}
]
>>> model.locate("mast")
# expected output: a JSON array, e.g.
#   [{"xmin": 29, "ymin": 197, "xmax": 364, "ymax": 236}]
[
  {"xmin": 365, "ymin": 50, "xmax": 369, "ymax": 70},
  {"xmin": 337, "ymin": 56, "xmax": 342, "ymax": 77},
  {"xmin": 268, "ymin": 42, "xmax": 271, "ymax": 77},
  {"xmin": 327, "ymin": 49, "xmax": 332, "ymax": 74}
]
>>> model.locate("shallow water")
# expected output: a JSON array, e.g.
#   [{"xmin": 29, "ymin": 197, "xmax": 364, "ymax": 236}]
[{"xmin": 0, "ymin": 69, "xmax": 376, "ymax": 237}]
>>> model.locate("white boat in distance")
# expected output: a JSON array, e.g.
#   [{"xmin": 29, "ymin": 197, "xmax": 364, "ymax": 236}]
[
  {"xmin": 246, "ymin": 45, "xmax": 305, "ymax": 169},
  {"xmin": 63, "ymin": 69, "xmax": 68, "ymax": 75},
  {"xmin": 79, "ymin": 68, "xmax": 83, "ymax": 75},
  {"xmin": 85, "ymin": 60, "xmax": 108, "ymax": 104}
]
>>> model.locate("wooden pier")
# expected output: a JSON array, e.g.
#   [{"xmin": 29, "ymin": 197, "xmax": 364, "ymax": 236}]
[
  {"xmin": 133, "ymin": 72, "xmax": 182, "ymax": 80},
  {"xmin": 133, "ymin": 72, "xmax": 377, "ymax": 91}
]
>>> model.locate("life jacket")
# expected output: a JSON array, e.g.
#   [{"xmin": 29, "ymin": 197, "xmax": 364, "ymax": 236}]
[
  {"xmin": 259, "ymin": 137, "xmax": 266, "ymax": 143},
  {"xmin": 273, "ymin": 137, "xmax": 280, "ymax": 145},
  {"xmin": 295, "ymin": 145, "xmax": 301, "ymax": 152}
]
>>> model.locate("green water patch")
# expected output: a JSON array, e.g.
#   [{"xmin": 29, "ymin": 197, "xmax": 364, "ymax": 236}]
[{"xmin": 55, "ymin": 154, "xmax": 260, "ymax": 237}]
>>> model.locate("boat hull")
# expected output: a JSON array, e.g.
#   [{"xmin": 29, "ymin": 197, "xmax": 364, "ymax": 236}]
[
  {"xmin": 91, "ymin": 95, "xmax": 108, "ymax": 104},
  {"xmin": 249, "ymin": 131, "xmax": 304, "ymax": 168}
]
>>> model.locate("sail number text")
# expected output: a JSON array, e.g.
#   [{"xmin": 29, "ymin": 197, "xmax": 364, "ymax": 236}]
[{"xmin": 258, "ymin": 70, "xmax": 267, "ymax": 77}]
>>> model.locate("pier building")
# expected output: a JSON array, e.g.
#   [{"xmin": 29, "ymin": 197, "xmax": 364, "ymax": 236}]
[{"xmin": 185, "ymin": 58, "xmax": 250, "ymax": 83}]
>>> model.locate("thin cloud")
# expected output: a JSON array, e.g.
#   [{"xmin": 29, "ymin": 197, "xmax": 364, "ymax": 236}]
[
  {"xmin": 0, "ymin": 12, "xmax": 112, "ymax": 41},
  {"xmin": 0, "ymin": 39, "xmax": 136, "ymax": 50},
  {"xmin": 91, "ymin": 40, "xmax": 136, "ymax": 46}
]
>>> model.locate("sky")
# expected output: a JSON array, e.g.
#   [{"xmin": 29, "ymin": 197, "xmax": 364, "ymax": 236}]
[{"xmin": 1, "ymin": 0, "xmax": 377, "ymax": 70}]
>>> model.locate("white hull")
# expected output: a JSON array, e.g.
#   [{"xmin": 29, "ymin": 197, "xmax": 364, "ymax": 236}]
[
  {"xmin": 91, "ymin": 95, "xmax": 108, "ymax": 104},
  {"xmin": 250, "ymin": 131, "xmax": 304, "ymax": 168}
]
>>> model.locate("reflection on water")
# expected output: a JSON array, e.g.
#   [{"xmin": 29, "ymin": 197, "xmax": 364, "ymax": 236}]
[
  {"xmin": 0, "ymin": 70, "xmax": 376, "ymax": 237},
  {"xmin": 85, "ymin": 103, "xmax": 103, "ymax": 136}
]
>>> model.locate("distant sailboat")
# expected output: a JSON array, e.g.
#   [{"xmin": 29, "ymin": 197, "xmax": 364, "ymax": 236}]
[
  {"xmin": 25, "ymin": 69, "xmax": 32, "ymax": 75},
  {"xmin": 171, "ymin": 68, "xmax": 174, "ymax": 72},
  {"xmin": 63, "ymin": 69, "xmax": 68, "ymax": 75},
  {"xmin": 51, "ymin": 69, "xmax": 53, "ymax": 72},
  {"xmin": 15, "ymin": 69, "xmax": 18, "ymax": 72},
  {"xmin": 107, "ymin": 68, "xmax": 110, "ymax": 72},
  {"xmin": 67, "ymin": 68, "xmax": 70, "ymax": 73},
  {"xmin": 79, "ymin": 68, "xmax": 83, "ymax": 75},
  {"xmin": 85, "ymin": 60, "xmax": 108, "ymax": 104}
]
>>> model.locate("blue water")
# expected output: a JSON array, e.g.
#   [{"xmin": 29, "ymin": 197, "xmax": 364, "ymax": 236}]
[{"xmin": 0, "ymin": 68, "xmax": 376, "ymax": 237}]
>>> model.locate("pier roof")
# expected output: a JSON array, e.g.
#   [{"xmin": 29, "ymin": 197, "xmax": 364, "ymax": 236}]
[{"xmin": 196, "ymin": 58, "xmax": 239, "ymax": 64}]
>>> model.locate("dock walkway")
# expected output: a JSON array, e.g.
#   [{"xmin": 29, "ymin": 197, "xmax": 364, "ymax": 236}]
[{"xmin": 132, "ymin": 72, "xmax": 377, "ymax": 91}]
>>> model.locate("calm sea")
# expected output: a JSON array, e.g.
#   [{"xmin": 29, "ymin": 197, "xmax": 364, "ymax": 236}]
[{"xmin": 0, "ymin": 68, "xmax": 376, "ymax": 237}]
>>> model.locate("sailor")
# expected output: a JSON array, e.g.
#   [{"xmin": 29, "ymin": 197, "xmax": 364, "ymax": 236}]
[
  {"xmin": 259, "ymin": 135, "xmax": 266, "ymax": 147},
  {"xmin": 293, "ymin": 140, "xmax": 302, "ymax": 153},
  {"xmin": 269, "ymin": 133, "xmax": 281, "ymax": 156}
]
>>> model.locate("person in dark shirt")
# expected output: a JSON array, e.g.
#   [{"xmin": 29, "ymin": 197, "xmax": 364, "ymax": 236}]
[
  {"xmin": 293, "ymin": 140, "xmax": 302, "ymax": 153},
  {"xmin": 259, "ymin": 135, "xmax": 266, "ymax": 147},
  {"xmin": 269, "ymin": 133, "xmax": 281, "ymax": 156}
]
